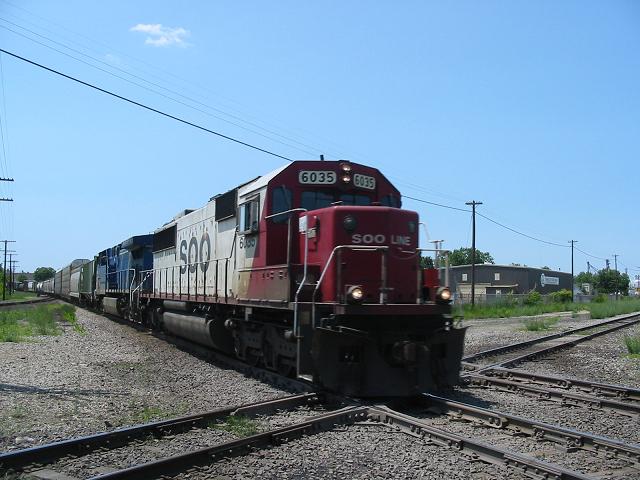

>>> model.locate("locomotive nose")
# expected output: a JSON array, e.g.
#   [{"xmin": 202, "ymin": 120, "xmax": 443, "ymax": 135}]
[{"xmin": 391, "ymin": 340, "xmax": 428, "ymax": 365}]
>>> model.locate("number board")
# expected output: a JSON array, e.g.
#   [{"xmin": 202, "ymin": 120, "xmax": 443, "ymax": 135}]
[
  {"xmin": 298, "ymin": 171, "xmax": 337, "ymax": 185},
  {"xmin": 353, "ymin": 173, "xmax": 376, "ymax": 190}
]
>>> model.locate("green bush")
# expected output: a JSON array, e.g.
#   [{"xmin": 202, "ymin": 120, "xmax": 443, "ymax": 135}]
[
  {"xmin": 523, "ymin": 291, "xmax": 542, "ymax": 306},
  {"xmin": 592, "ymin": 294, "xmax": 607, "ymax": 303},
  {"xmin": 624, "ymin": 335, "xmax": 640, "ymax": 355},
  {"xmin": 550, "ymin": 289, "xmax": 573, "ymax": 303},
  {"xmin": 523, "ymin": 316, "xmax": 559, "ymax": 331}
]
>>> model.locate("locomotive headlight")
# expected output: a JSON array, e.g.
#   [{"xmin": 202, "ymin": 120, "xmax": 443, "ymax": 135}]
[
  {"xmin": 437, "ymin": 287, "xmax": 452, "ymax": 303},
  {"xmin": 347, "ymin": 285, "xmax": 365, "ymax": 303},
  {"xmin": 343, "ymin": 214, "xmax": 357, "ymax": 232},
  {"xmin": 341, "ymin": 175, "xmax": 352, "ymax": 183},
  {"xmin": 340, "ymin": 163, "xmax": 352, "ymax": 172}
]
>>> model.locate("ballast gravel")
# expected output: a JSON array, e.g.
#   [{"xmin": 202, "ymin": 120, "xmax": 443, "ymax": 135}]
[
  {"xmin": 0, "ymin": 304, "xmax": 288, "ymax": 452},
  {"xmin": 515, "ymin": 325, "xmax": 640, "ymax": 389},
  {"xmin": 462, "ymin": 313, "xmax": 617, "ymax": 357},
  {"xmin": 187, "ymin": 424, "xmax": 514, "ymax": 480}
]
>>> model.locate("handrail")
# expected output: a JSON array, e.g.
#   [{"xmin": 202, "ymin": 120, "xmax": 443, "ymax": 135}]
[
  {"xmin": 268, "ymin": 208, "xmax": 308, "ymax": 378},
  {"xmin": 311, "ymin": 245, "xmax": 389, "ymax": 328}
]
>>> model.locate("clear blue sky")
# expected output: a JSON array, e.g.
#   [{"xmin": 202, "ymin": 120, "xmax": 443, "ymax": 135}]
[{"xmin": 1, "ymin": 1, "xmax": 638, "ymax": 276}]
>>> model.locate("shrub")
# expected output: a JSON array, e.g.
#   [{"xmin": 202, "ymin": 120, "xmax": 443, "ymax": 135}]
[
  {"xmin": 523, "ymin": 291, "xmax": 542, "ymax": 306},
  {"xmin": 592, "ymin": 293, "xmax": 607, "ymax": 303},
  {"xmin": 550, "ymin": 289, "xmax": 573, "ymax": 303}
]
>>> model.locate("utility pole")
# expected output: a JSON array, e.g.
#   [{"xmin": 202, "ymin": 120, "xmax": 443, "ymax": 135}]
[
  {"xmin": 465, "ymin": 201, "xmax": 483, "ymax": 307},
  {"xmin": 429, "ymin": 239, "xmax": 444, "ymax": 268},
  {"xmin": 8, "ymin": 255, "xmax": 18, "ymax": 295},
  {"xmin": 2, "ymin": 240, "xmax": 16, "ymax": 300},
  {"xmin": 613, "ymin": 254, "xmax": 619, "ymax": 272},
  {"xmin": 569, "ymin": 240, "xmax": 577, "ymax": 302},
  {"xmin": 606, "ymin": 259, "xmax": 610, "ymax": 270}
]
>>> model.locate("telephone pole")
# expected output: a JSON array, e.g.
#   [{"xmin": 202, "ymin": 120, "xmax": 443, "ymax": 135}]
[
  {"xmin": 2, "ymin": 240, "xmax": 16, "ymax": 300},
  {"xmin": 465, "ymin": 201, "xmax": 483, "ymax": 306},
  {"xmin": 569, "ymin": 240, "xmax": 577, "ymax": 302},
  {"xmin": 8, "ymin": 255, "xmax": 18, "ymax": 295},
  {"xmin": 613, "ymin": 254, "xmax": 619, "ymax": 272}
]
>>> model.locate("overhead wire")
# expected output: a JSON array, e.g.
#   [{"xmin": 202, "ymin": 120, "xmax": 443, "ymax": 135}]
[
  {"xmin": 0, "ymin": 47, "xmax": 293, "ymax": 162},
  {"xmin": 0, "ymin": 4, "xmax": 344, "ymax": 159},
  {"xmin": 0, "ymin": 21, "xmax": 321, "ymax": 158}
]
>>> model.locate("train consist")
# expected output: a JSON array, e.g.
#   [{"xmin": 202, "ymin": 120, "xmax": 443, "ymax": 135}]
[{"xmin": 39, "ymin": 161, "xmax": 465, "ymax": 397}]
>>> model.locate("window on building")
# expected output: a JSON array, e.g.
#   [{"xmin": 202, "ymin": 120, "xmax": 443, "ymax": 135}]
[
  {"xmin": 301, "ymin": 191, "xmax": 334, "ymax": 211},
  {"xmin": 239, "ymin": 197, "xmax": 260, "ymax": 233},
  {"xmin": 495, "ymin": 289, "xmax": 502, "ymax": 295},
  {"xmin": 494, "ymin": 272, "xmax": 501, "ymax": 281},
  {"xmin": 462, "ymin": 273, "xmax": 468, "ymax": 282}
]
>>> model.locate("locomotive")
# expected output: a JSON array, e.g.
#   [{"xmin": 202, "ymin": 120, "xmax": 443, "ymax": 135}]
[{"xmin": 40, "ymin": 160, "xmax": 465, "ymax": 397}]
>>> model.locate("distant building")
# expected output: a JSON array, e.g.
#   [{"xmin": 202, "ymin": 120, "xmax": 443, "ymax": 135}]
[{"xmin": 449, "ymin": 264, "xmax": 572, "ymax": 298}]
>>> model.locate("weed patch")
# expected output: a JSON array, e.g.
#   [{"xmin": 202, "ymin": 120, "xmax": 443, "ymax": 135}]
[
  {"xmin": 133, "ymin": 406, "xmax": 171, "ymax": 423},
  {"xmin": 623, "ymin": 335, "xmax": 640, "ymax": 355},
  {"xmin": 211, "ymin": 415, "xmax": 259, "ymax": 437},
  {"xmin": 523, "ymin": 317, "xmax": 560, "ymax": 331},
  {"xmin": 0, "ymin": 304, "xmax": 86, "ymax": 342}
]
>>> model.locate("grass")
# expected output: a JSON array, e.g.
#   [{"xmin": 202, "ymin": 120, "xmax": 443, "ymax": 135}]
[
  {"xmin": 623, "ymin": 335, "xmax": 640, "ymax": 356},
  {"xmin": 211, "ymin": 415, "xmax": 259, "ymax": 437},
  {"xmin": 133, "ymin": 406, "xmax": 169, "ymax": 423},
  {"xmin": 522, "ymin": 316, "xmax": 560, "ymax": 331},
  {"xmin": 0, "ymin": 303, "xmax": 83, "ymax": 342},
  {"xmin": 457, "ymin": 297, "xmax": 640, "ymax": 321},
  {"xmin": 3, "ymin": 291, "xmax": 37, "ymax": 301}
]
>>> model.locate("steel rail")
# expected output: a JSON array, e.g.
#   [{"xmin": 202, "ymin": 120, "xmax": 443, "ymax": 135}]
[
  {"xmin": 462, "ymin": 312, "xmax": 640, "ymax": 364},
  {"xmin": 467, "ymin": 374, "xmax": 640, "ymax": 417},
  {"xmin": 420, "ymin": 394, "xmax": 640, "ymax": 466},
  {"xmin": 464, "ymin": 314, "xmax": 640, "ymax": 374},
  {"xmin": 485, "ymin": 367, "xmax": 640, "ymax": 402},
  {"xmin": 368, "ymin": 406, "xmax": 596, "ymax": 480},
  {"xmin": 90, "ymin": 406, "xmax": 368, "ymax": 480},
  {"xmin": 0, "ymin": 392, "xmax": 321, "ymax": 472}
]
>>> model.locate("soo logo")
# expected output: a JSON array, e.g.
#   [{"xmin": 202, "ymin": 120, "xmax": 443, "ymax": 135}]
[
  {"xmin": 180, "ymin": 233, "xmax": 210, "ymax": 273},
  {"xmin": 351, "ymin": 233, "xmax": 411, "ymax": 246}
]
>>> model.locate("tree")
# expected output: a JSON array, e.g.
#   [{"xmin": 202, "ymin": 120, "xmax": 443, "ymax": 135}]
[
  {"xmin": 575, "ymin": 271, "xmax": 596, "ymax": 294},
  {"xmin": 420, "ymin": 256, "xmax": 435, "ymax": 269},
  {"xmin": 34, "ymin": 267, "xmax": 56, "ymax": 282},
  {"xmin": 448, "ymin": 248, "xmax": 494, "ymax": 266},
  {"xmin": 594, "ymin": 269, "xmax": 630, "ymax": 295}
]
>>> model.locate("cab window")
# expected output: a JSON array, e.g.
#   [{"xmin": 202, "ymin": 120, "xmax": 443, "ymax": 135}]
[
  {"xmin": 271, "ymin": 187, "xmax": 292, "ymax": 224},
  {"xmin": 339, "ymin": 194, "xmax": 370, "ymax": 206},
  {"xmin": 301, "ymin": 191, "xmax": 333, "ymax": 211},
  {"xmin": 381, "ymin": 195, "xmax": 400, "ymax": 208},
  {"xmin": 239, "ymin": 197, "xmax": 260, "ymax": 233}
]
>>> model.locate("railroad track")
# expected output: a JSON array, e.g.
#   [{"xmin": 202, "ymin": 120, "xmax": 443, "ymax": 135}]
[
  {"xmin": 3, "ymin": 394, "xmax": 614, "ymax": 480},
  {"xmin": 463, "ymin": 312, "xmax": 640, "ymax": 372},
  {"xmin": 0, "ymin": 392, "xmax": 343, "ymax": 478},
  {"xmin": 404, "ymin": 394, "xmax": 640, "ymax": 478}
]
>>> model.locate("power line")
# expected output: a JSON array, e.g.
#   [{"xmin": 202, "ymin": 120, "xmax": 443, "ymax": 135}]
[
  {"xmin": 476, "ymin": 212, "xmax": 569, "ymax": 248},
  {"xmin": 0, "ymin": 47, "xmax": 293, "ymax": 162},
  {"xmin": 402, "ymin": 195, "xmax": 470, "ymax": 212},
  {"xmin": 0, "ymin": 19, "xmax": 322, "ymax": 158},
  {"xmin": 574, "ymin": 247, "xmax": 607, "ymax": 261}
]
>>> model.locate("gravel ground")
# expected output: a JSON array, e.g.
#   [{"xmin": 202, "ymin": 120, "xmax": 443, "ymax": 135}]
[
  {"xmin": 515, "ymin": 325, "xmax": 640, "ymax": 389},
  {"xmin": 42, "ymin": 405, "xmax": 334, "ymax": 479},
  {"xmin": 415, "ymin": 411, "xmax": 638, "ymax": 480},
  {"xmin": 462, "ymin": 312, "xmax": 639, "ymax": 358},
  {"xmin": 0, "ymin": 304, "xmax": 288, "ymax": 452},
  {"xmin": 187, "ymin": 424, "xmax": 514, "ymax": 480}
]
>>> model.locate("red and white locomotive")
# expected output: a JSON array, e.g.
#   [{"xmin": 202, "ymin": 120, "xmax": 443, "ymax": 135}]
[{"xmin": 138, "ymin": 160, "xmax": 465, "ymax": 397}]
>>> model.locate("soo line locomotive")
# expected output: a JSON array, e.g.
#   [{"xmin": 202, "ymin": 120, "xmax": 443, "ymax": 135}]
[{"xmin": 40, "ymin": 161, "xmax": 465, "ymax": 397}]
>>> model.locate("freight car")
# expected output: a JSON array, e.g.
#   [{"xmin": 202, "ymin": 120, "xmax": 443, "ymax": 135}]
[{"xmin": 43, "ymin": 160, "xmax": 465, "ymax": 397}]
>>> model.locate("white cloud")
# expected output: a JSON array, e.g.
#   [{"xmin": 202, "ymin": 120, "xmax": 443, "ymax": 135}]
[{"xmin": 130, "ymin": 24, "xmax": 191, "ymax": 47}]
